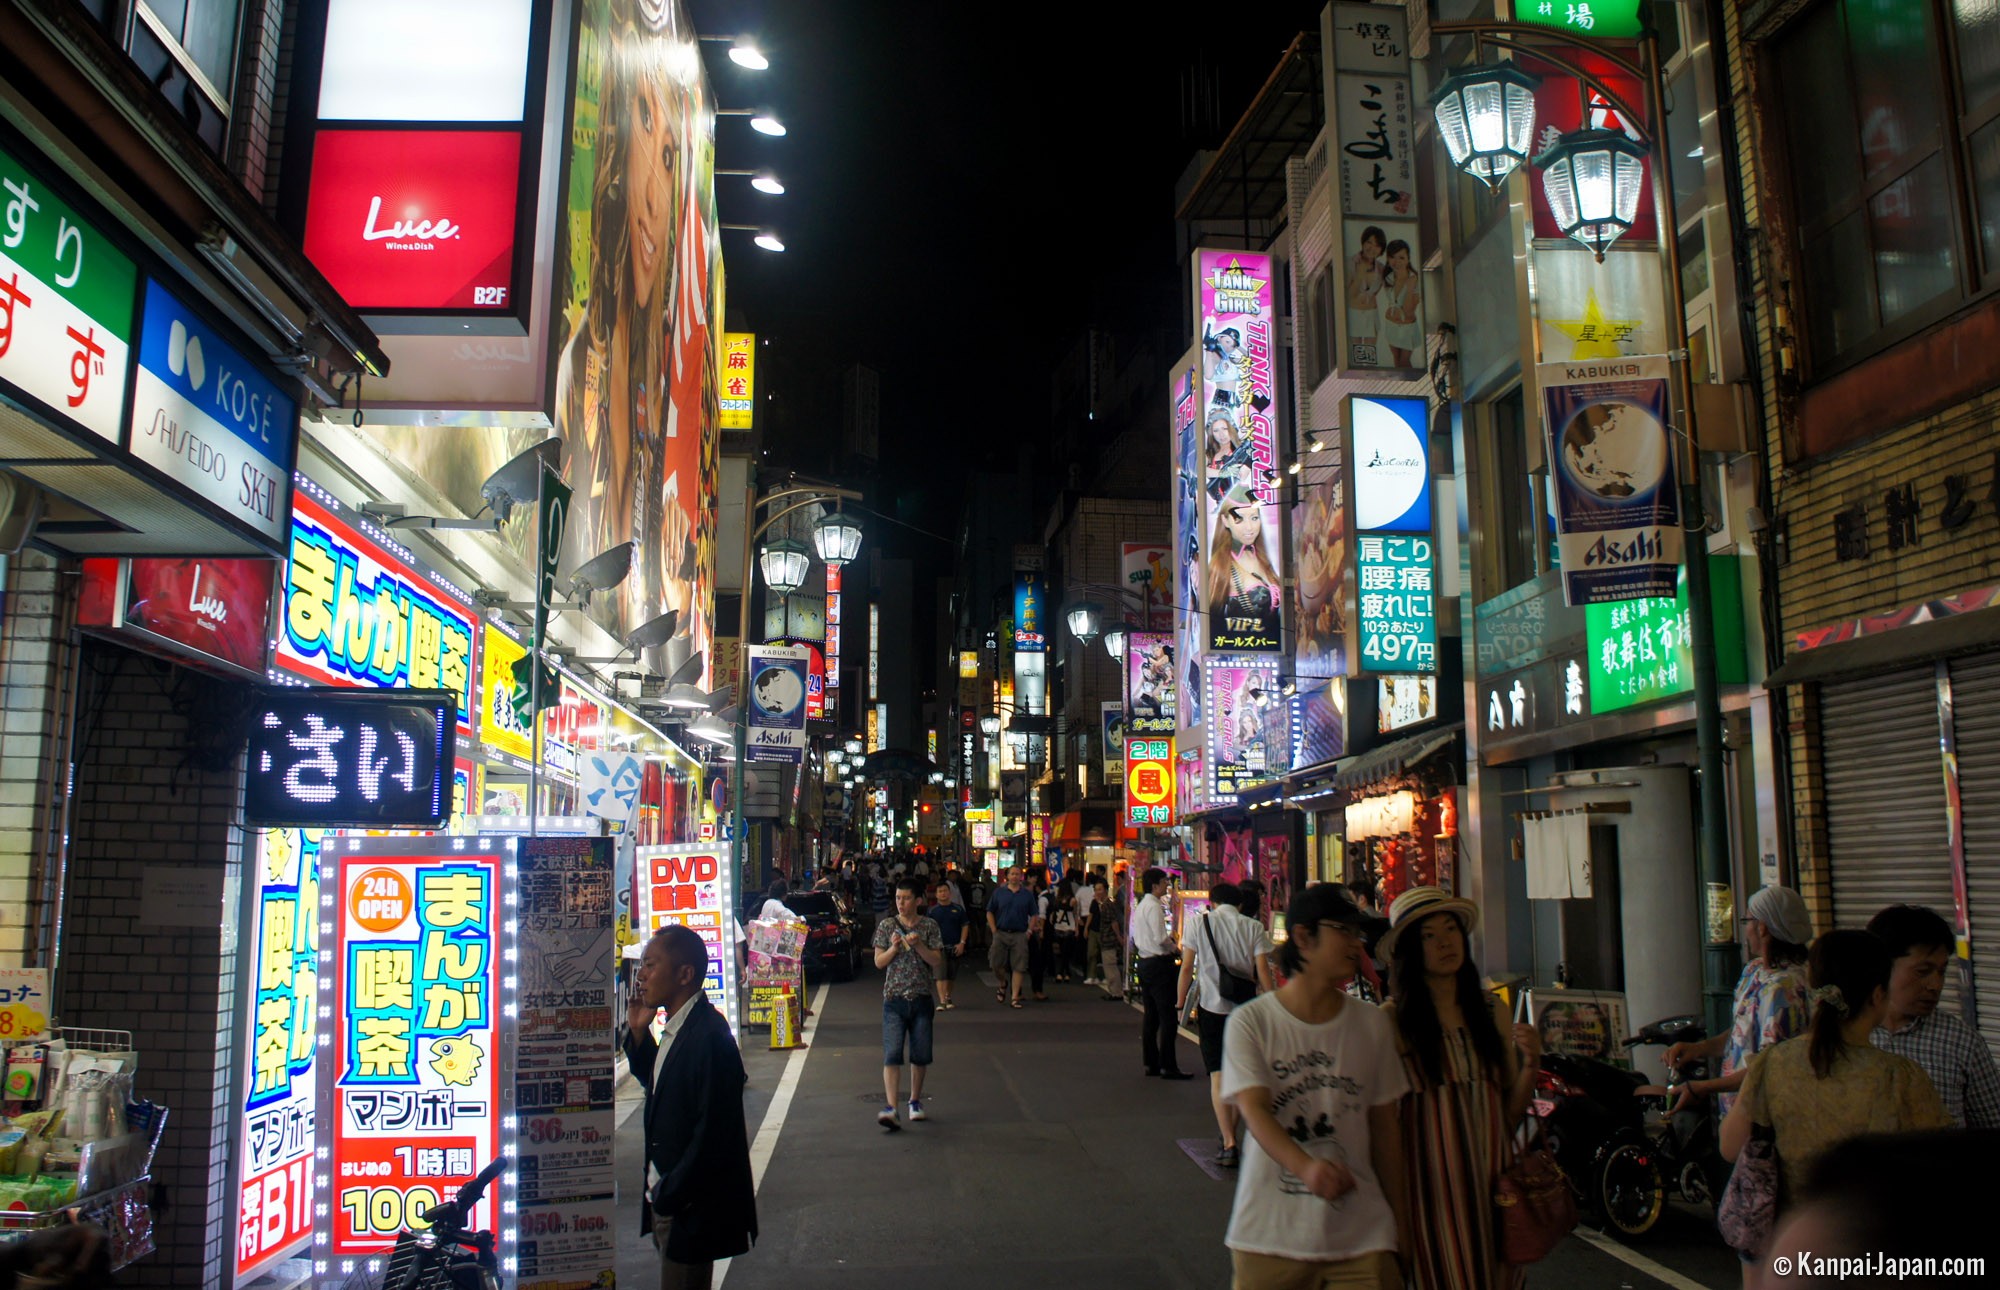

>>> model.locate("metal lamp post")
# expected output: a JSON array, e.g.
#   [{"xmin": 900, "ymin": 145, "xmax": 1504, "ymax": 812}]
[{"xmin": 1430, "ymin": 14, "xmax": 1739, "ymax": 1030}]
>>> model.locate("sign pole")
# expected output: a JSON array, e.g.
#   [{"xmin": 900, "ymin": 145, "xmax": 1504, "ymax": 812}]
[{"xmin": 530, "ymin": 462, "xmax": 543, "ymax": 838}]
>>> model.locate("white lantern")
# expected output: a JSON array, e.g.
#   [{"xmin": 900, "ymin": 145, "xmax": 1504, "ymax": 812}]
[
  {"xmin": 1431, "ymin": 64, "xmax": 1542, "ymax": 188},
  {"xmin": 1537, "ymin": 127, "xmax": 1649, "ymax": 260}
]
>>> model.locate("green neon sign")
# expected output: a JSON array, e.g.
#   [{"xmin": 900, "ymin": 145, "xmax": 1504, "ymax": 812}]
[{"xmin": 1512, "ymin": 0, "xmax": 1647, "ymax": 40}]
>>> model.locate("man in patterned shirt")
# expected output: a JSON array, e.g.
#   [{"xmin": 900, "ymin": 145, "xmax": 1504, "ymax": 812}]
[
  {"xmin": 873, "ymin": 877, "xmax": 944, "ymax": 1130},
  {"xmin": 1867, "ymin": 904, "xmax": 2000, "ymax": 1129}
]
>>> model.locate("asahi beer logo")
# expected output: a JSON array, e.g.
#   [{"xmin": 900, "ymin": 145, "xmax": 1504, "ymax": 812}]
[{"xmin": 361, "ymin": 195, "xmax": 462, "ymax": 250}]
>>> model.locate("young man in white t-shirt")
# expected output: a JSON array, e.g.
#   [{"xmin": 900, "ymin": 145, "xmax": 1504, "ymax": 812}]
[{"xmin": 1221, "ymin": 883, "xmax": 1409, "ymax": 1289}]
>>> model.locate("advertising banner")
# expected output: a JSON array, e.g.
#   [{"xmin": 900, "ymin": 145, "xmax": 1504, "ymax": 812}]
[
  {"xmin": 641, "ymin": 845, "xmax": 732, "ymax": 1014},
  {"xmin": 554, "ymin": 0, "xmax": 723, "ymax": 683},
  {"xmin": 1355, "ymin": 536, "xmax": 1437, "ymax": 674},
  {"xmin": 278, "ymin": 487, "xmax": 479, "ymax": 733},
  {"xmin": 77, "ymin": 556, "xmax": 275, "ymax": 679},
  {"xmin": 1118, "ymin": 543, "xmax": 1171, "ymax": 628},
  {"xmin": 1538, "ymin": 355, "xmax": 1681, "ymax": 605},
  {"xmin": 1171, "ymin": 353, "xmax": 1204, "ymax": 735},
  {"xmin": 129, "ymin": 278, "xmax": 296, "ymax": 541},
  {"xmin": 745, "ymin": 643, "xmax": 810, "ymax": 764},
  {"xmin": 720, "ymin": 332, "xmax": 756, "ymax": 429},
  {"xmin": 0, "ymin": 140, "xmax": 137, "ymax": 444},
  {"xmin": 1348, "ymin": 395, "xmax": 1436, "ymax": 676},
  {"xmin": 1585, "ymin": 556, "xmax": 1746, "ymax": 714},
  {"xmin": 316, "ymin": 838, "xmax": 511, "ymax": 1263},
  {"xmin": 1379, "ymin": 676, "xmax": 1438, "ymax": 732},
  {"xmin": 235, "ymin": 826, "xmax": 324, "ymax": 1281},
  {"xmin": 966, "ymin": 808, "xmax": 995, "ymax": 850},
  {"xmin": 825, "ymin": 565, "xmax": 842, "ymax": 689},
  {"xmin": 1294, "ymin": 405, "xmax": 1349, "ymax": 770},
  {"xmin": 1195, "ymin": 249, "xmax": 1283, "ymax": 653},
  {"xmin": 514, "ymin": 837, "xmax": 617, "ymax": 1289},
  {"xmin": 1013, "ymin": 572, "xmax": 1047, "ymax": 652},
  {"xmin": 1206, "ymin": 658, "xmax": 1284, "ymax": 801},
  {"xmin": 1127, "ymin": 631, "xmax": 1176, "ymax": 735},
  {"xmin": 1328, "ymin": 4, "xmax": 1424, "ymax": 372},
  {"xmin": 1124, "ymin": 737, "xmax": 1177, "ymax": 829},
  {"xmin": 480, "ymin": 628, "xmax": 534, "ymax": 763},
  {"xmin": 1102, "ymin": 702, "xmax": 1126, "ymax": 784}
]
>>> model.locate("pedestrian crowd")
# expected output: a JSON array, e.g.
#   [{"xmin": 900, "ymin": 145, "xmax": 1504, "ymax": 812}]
[{"xmin": 623, "ymin": 855, "xmax": 1997, "ymax": 1290}]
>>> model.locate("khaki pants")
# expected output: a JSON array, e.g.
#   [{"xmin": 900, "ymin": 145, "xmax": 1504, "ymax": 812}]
[
  {"xmin": 1229, "ymin": 1249, "xmax": 1399, "ymax": 1290},
  {"xmin": 645, "ymin": 1211, "xmax": 714, "ymax": 1290}
]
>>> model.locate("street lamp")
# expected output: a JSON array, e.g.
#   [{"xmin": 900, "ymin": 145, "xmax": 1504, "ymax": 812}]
[
  {"xmin": 1536, "ymin": 127, "xmax": 1650, "ymax": 260},
  {"xmin": 979, "ymin": 714, "xmax": 1001, "ymax": 736},
  {"xmin": 812, "ymin": 510, "xmax": 864, "ymax": 566},
  {"xmin": 1430, "ymin": 63, "xmax": 1542, "ymax": 188},
  {"xmin": 758, "ymin": 537, "xmax": 812, "ymax": 595},
  {"xmin": 1102, "ymin": 622, "xmax": 1131, "ymax": 661},
  {"xmin": 844, "ymin": 737, "xmax": 863, "ymax": 757},
  {"xmin": 1064, "ymin": 601, "xmax": 1103, "ymax": 647}
]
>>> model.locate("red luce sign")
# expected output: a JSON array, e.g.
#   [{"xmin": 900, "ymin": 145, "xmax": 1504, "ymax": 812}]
[
  {"xmin": 302, "ymin": 129, "xmax": 523, "ymax": 311},
  {"xmin": 78, "ymin": 556, "xmax": 276, "ymax": 678}
]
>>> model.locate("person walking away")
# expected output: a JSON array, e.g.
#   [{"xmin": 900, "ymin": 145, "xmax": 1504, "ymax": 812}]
[
  {"xmin": 1667, "ymin": 884, "xmax": 1812, "ymax": 1117},
  {"xmin": 986, "ymin": 865, "xmax": 1037, "ymax": 1007},
  {"xmin": 1176, "ymin": 882, "xmax": 1275, "ymax": 1168},
  {"xmin": 1378, "ymin": 887, "xmax": 1540, "ymax": 1290},
  {"xmin": 1223, "ymin": 883, "xmax": 1410, "ymax": 1289},
  {"xmin": 927, "ymin": 881, "xmax": 969, "ymax": 1010},
  {"xmin": 1865, "ymin": 904, "xmax": 2000, "ymax": 1128},
  {"xmin": 624, "ymin": 925, "xmax": 757, "ymax": 1288},
  {"xmin": 1076, "ymin": 875, "xmax": 1102, "ymax": 984},
  {"xmin": 757, "ymin": 878, "xmax": 795, "ymax": 922},
  {"xmin": 1721, "ymin": 929, "xmax": 1949, "ymax": 1273},
  {"xmin": 1133, "ymin": 867, "xmax": 1194, "ymax": 1079},
  {"xmin": 1051, "ymin": 886, "xmax": 1081, "ymax": 983},
  {"xmin": 873, "ymin": 878, "xmax": 945, "ymax": 1129}
]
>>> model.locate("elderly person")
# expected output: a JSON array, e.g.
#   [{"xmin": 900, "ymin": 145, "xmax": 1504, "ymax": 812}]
[{"xmin": 1667, "ymin": 884, "xmax": 1812, "ymax": 1116}]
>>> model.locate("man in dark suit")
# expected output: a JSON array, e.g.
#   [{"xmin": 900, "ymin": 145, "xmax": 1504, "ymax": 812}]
[{"xmin": 624, "ymin": 924, "xmax": 757, "ymax": 1289}]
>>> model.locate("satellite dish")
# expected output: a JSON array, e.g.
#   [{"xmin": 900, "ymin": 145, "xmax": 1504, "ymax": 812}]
[{"xmin": 479, "ymin": 438, "xmax": 562, "ymax": 524}]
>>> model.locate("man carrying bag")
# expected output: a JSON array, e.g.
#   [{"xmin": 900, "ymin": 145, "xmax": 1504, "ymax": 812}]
[{"xmin": 1178, "ymin": 881, "xmax": 1275, "ymax": 1167}]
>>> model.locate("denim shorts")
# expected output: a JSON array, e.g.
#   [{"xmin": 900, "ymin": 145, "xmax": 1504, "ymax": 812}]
[{"xmin": 883, "ymin": 995, "xmax": 935, "ymax": 1066}]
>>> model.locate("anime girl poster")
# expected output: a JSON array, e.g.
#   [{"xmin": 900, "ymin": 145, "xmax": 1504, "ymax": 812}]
[
  {"xmin": 1171, "ymin": 355, "xmax": 1205, "ymax": 733},
  {"xmin": 1195, "ymin": 250, "xmax": 1284, "ymax": 653}
]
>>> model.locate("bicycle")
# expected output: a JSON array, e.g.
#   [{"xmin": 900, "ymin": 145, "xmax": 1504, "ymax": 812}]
[{"xmin": 336, "ymin": 1154, "xmax": 510, "ymax": 1290}]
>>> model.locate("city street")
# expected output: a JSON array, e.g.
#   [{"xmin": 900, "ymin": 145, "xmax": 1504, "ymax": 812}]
[{"xmin": 615, "ymin": 968, "xmax": 1742, "ymax": 1289}]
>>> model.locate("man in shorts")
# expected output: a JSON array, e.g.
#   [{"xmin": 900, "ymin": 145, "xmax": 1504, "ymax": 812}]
[
  {"xmin": 927, "ymin": 881, "xmax": 969, "ymax": 1009},
  {"xmin": 986, "ymin": 865, "xmax": 1037, "ymax": 1007},
  {"xmin": 873, "ymin": 878, "xmax": 944, "ymax": 1129}
]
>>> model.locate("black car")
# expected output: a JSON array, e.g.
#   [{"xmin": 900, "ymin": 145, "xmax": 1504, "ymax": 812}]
[{"xmin": 787, "ymin": 891, "xmax": 862, "ymax": 981}]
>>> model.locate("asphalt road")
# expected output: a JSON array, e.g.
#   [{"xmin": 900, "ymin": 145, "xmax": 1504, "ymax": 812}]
[{"xmin": 614, "ymin": 965, "xmax": 1741, "ymax": 1289}]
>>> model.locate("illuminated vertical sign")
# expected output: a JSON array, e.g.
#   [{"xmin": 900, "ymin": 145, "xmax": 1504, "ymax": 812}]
[
  {"xmin": 640, "ymin": 844, "xmax": 733, "ymax": 1019},
  {"xmin": 959, "ymin": 650, "xmax": 979, "ymax": 679},
  {"xmin": 1194, "ymin": 249, "xmax": 1282, "ymax": 653},
  {"xmin": 316, "ymin": 837, "xmax": 513, "ymax": 1268},
  {"xmin": 720, "ymin": 333, "xmax": 756, "ymax": 429},
  {"xmin": 1206, "ymin": 658, "xmax": 1286, "ymax": 801},
  {"xmin": 867, "ymin": 705, "xmax": 882, "ymax": 754},
  {"xmin": 1347, "ymin": 395, "xmax": 1436, "ymax": 675},
  {"xmin": 825, "ymin": 564, "xmax": 842, "ymax": 689},
  {"xmin": 1125, "ymin": 738, "xmax": 1177, "ymax": 828},
  {"xmin": 1327, "ymin": 4, "xmax": 1425, "ymax": 372},
  {"xmin": 868, "ymin": 602, "xmax": 880, "ymax": 701},
  {"xmin": 1013, "ymin": 572, "xmax": 1047, "ymax": 652},
  {"xmin": 1170, "ymin": 353, "xmax": 1205, "ymax": 741}
]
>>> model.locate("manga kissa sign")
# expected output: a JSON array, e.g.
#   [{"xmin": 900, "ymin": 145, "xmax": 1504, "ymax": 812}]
[
  {"xmin": 1538, "ymin": 355, "xmax": 1680, "ymax": 605},
  {"xmin": 1195, "ymin": 249, "xmax": 1283, "ymax": 653}
]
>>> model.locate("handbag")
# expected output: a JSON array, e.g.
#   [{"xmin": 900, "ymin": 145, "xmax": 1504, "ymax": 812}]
[
  {"xmin": 1202, "ymin": 912, "xmax": 1259, "ymax": 1004},
  {"xmin": 1716, "ymin": 1125, "xmax": 1779, "ymax": 1254},
  {"xmin": 1494, "ymin": 1127, "xmax": 1579, "ymax": 1265}
]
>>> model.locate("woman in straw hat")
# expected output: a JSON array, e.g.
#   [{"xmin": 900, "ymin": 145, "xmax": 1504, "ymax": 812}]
[{"xmin": 1380, "ymin": 887, "xmax": 1540, "ymax": 1290}]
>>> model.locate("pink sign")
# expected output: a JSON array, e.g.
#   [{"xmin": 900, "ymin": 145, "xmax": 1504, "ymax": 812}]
[{"xmin": 1194, "ymin": 249, "xmax": 1283, "ymax": 653}]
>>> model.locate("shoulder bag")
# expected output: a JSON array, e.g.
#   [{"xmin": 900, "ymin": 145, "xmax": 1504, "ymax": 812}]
[
  {"xmin": 1202, "ymin": 912, "xmax": 1259, "ymax": 1004},
  {"xmin": 1716, "ymin": 1125, "xmax": 1779, "ymax": 1254},
  {"xmin": 1495, "ymin": 1125, "xmax": 1579, "ymax": 1265}
]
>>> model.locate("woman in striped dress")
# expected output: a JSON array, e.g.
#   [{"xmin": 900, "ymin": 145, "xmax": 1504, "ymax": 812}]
[{"xmin": 1380, "ymin": 887, "xmax": 1543, "ymax": 1290}]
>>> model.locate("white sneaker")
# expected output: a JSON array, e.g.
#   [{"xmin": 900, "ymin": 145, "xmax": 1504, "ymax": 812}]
[
  {"xmin": 907, "ymin": 1099, "xmax": 927, "ymax": 1121},
  {"xmin": 878, "ymin": 1105, "xmax": 901, "ymax": 1131}
]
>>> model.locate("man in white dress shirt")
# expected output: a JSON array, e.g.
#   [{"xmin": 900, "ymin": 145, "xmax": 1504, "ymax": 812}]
[{"xmin": 1132, "ymin": 867, "xmax": 1193, "ymax": 1079}]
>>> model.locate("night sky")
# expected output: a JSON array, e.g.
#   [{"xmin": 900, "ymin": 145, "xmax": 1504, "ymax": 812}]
[{"xmin": 704, "ymin": 0, "xmax": 1315, "ymax": 675}]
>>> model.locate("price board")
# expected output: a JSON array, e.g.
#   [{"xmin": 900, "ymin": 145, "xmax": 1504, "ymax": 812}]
[{"xmin": 1355, "ymin": 536, "xmax": 1437, "ymax": 674}]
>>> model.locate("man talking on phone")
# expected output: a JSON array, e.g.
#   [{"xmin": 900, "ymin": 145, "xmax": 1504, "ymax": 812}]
[{"xmin": 874, "ymin": 877, "xmax": 945, "ymax": 1129}]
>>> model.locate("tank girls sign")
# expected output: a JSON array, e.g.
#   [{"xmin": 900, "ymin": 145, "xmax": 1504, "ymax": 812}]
[
  {"xmin": 1169, "ymin": 354, "xmax": 1205, "ymax": 734},
  {"xmin": 1194, "ymin": 249, "xmax": 1282, "ymax": 653},
  {"xmin": 1538, "ymin": 355, "xmax": 1680, "ymax": 605}
]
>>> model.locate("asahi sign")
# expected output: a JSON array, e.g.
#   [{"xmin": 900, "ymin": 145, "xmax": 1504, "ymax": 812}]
[
  {"xmin": 0, "ymin": 140, "xmax": 136, "ymax": 443},
  {"xmin": 1538, "ymin": 355, "xmax": 1680, "ymax": 605},
  {"xmin": 130, "ymin": 280, "xmax": 297, "ymax": 542}
]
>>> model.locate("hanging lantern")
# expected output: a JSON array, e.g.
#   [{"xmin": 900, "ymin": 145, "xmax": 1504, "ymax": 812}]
[
  {"xmin": 811, "ymin": 511, "xmax": 864, "ymax": 567},
  {"xmin": 1536, "ymin": 127, "xmax": 1649, "ymax": 260},
  {"xmin": 1430, "ymin": 63, "xmax": 1542, "ymax": 188},
  {"xmin": 757, "ymin": 537, "xmax": 812, "ymax": 595},
  {"xmin": 1064, "ymin": 601, "xmax": 1103, "ymax": 646},
  {"xmin": 1102, "ymin": 622, "xmax": 1129, "ymax": 660}
]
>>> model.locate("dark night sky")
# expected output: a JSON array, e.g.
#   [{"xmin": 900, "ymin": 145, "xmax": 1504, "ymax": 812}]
[{"xmin": 702, "ymin": 0, "xmax": 1315, "ymax": 678}]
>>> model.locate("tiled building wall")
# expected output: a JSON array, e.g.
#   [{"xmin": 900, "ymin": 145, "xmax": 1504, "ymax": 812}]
[
  {"xmin": 0, "ymin": 551, "xmax": 67, "ymax": 966},
  {"xmin": 57, "ymin": 639, "xmax": 246, "ymax": 1289}
]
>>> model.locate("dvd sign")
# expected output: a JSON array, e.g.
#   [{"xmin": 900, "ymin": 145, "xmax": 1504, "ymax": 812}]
[{"xmin": 302, "ymin": 130, "xmax": 522, "ymax": 312}]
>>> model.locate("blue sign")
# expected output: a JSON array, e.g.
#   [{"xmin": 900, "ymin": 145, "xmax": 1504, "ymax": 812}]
[
  {"xmin": 1537, "ymin": 355, "xmax": 1682, "ymax": 605},
  {"xmin": 128, "ymin": 279, "xmax": 297, "ymax": 541},
  {"xmin": 1350, "ymin": 395, "xmax": 1431, "ymax": 534},
  {"xmin": 1013, "ymin": 572, "xmax": 1047, "ymax": 652},
  {"xmin": 745, "ymin": 643, "xmax": 808, "ymax": 764}
]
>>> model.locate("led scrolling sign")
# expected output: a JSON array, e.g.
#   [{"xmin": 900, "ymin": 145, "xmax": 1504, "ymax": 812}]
[{"xmin": 246, "ymin": 688, "xmax": 457, "ymax": 830}]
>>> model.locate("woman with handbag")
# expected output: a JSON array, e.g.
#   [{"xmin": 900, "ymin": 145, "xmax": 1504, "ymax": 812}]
[
  {"xmin": 1380, "ymin": 886, "xmax": 1545, "ymax": 1290},
  {"xmin": 1719, "ymin": 929, "xmax": 1949, "ymax": 1271},
  {"xmin": 1177, "ymin": 882, "xmax": 1275, "ymax": 1168}
]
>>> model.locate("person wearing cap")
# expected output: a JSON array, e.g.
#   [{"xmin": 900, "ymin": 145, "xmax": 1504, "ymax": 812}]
[
  {"xmin": 1666, "ymin": 884, "xmax": 1812, "ymax": 1117},
  {"xmin": 1221, "ymin": 883, "xmax": 1410, "ymax": 1288},
  {"xmin": 1379, "ymin": 886, "xmax": 1539, "ymax": 1290}
]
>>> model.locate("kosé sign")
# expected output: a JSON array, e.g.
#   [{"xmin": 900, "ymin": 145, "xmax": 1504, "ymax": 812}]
[
  {"xmin": 129, "ymin": 280, "xmax": 296, "ymax": 542},
  {"xmin": 302, "ymin": 130, "xmax": 522, "ymax": 312}
]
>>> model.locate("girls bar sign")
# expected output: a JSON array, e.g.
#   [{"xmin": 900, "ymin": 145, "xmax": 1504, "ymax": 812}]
[{"xmin": 1194, "ymin": 249, "xmax": 1283, "ymax": 653}]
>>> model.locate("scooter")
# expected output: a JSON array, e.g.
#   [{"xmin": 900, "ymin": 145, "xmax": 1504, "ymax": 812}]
[{"xmin": 1528, "ymin": 1014, "xmax": 1725, "ymax": 1241}]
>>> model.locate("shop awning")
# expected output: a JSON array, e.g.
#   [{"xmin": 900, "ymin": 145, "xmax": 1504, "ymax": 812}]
[
  {"xmin": 1764, "ymin": 604, "xmax": 2000, "ymax": 687},
  {"xmin": 1176, "ymin": 32, "xmax": 1324, "ymax": 223},
  {"xmin": 1332, "ymin": 725, "xmax": 1461, "ymax": 794}
]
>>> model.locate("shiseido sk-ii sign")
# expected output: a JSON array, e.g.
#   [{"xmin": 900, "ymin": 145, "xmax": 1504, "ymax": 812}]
[{"xmin": 302, "ymin": 130, "xmax": 523, "ymax": 312}]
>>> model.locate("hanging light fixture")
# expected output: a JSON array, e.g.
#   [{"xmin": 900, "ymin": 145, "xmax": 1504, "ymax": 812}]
[
  {"xmin": 1065, "ymin": 601, "xmax": 1103, "ymax": 646},
  {"xmin": 979, "ymin": 714, "xmax": 1002, "ymax": 736},
  {"xmin": 1536, "ymin": 127, "xmax": 1649, "ymax": 260},
  {"xmin": 812, "ymin": 510, "xmax": 864, "ymax": 566},
  {"xmin": 1102, "ymin": 622, "xmax": 1130, "ymax": 660},
  {"xmin": 1430, "ymin": 63, "xmax": 1542, "ymax": 188},
  {"xmin": 757, "ymin": 537, "xmax": 812, "ymax": 595}
]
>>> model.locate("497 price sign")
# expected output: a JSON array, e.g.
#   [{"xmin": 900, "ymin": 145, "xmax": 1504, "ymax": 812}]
[{"xmin": 1355, "ymin": 535, "xmax": 1437, "ymax": 674}]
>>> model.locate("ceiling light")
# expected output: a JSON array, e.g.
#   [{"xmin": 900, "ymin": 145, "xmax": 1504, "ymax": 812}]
[
  {"xmin": 750, "ymin": 115, "xmax": 786, "ymax": 137},
  {"xmin": 750, "ymin": 171, "xmax": 785, "ymax": 195},
  {"xmin": 753, "ymin": 230, "xmax": 786, "ymax": 252},
  {"xmin": 729, "ymin": 43, "xmax": 769, "ymax": 70}
]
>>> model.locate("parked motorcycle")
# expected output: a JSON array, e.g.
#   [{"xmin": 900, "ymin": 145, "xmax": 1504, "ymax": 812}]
[{"xmin": 1528, "ymin": 1014, "xmax": 1727, "ymax": 1241}]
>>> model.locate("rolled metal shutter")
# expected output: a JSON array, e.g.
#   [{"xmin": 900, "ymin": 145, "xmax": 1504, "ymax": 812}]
[
  {"xmin": 1944, "ymin": 651, "xmax": 2000, "ymax": 1048},
  {"xmin": 1821, "ymin": 669, "xmax": 1953, "ymax": 939}
]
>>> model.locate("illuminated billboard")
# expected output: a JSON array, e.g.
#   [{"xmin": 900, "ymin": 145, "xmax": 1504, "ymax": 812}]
[{"xmin": 1195, "ymin": 249, "xmax": 1282, "ymax": 653}]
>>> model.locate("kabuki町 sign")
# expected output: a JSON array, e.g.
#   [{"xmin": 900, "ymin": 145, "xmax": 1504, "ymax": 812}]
[
  {"xmin": 245, "ymin": 688, "xmax": 456, "ymax": 829},
  {"xmin": 1538, "ymin": 355, "xmax": 1681, "ymax": 605}
]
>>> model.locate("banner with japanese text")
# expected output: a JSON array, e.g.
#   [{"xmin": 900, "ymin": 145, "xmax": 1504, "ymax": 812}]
[
  {"xmin": 1196, "ymin": 249, "xmax": 1283, "ymax": 652},
  {"xmin": 1125, "ymin": 737, "xmax": 1177, "ymax": 828},
  {"xmin": 316, "ymin": 838, "xmax": 511, "ymax": 1263},
  {"xmin": 1128, "ymin": 631, "xmax": 1176, "ymax": 735},
  {"xmin": 1538, "ymin": 355, "xmax": 1681, "ymax": 605},
  {"xmin": 1327, "ymin": 3, "xmax": 1424, "ymax": 372},
  {"xmin": 641, "ymin": 844, "xmax": 734, "ymax": 1016},
  {"xmin": 720, "ymin": 332, "xmax": 756, "ymax": 430},
  {"xmin": 1170, "ymin": 351, "xmax": 1205, "ymax": 738},
  {"xmin": 1206, "ymin": 658, "xmax": 1285, "ymax": 801}
]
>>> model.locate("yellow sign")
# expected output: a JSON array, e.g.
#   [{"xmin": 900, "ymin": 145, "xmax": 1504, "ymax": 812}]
[
  {"xmin": 0, "ymin": 969, "xmax": 49, "ymax": 1042},
  {"xmin": 867, "ymin": 706, "xmax": 881, "ymax": 753},
  {"xmin": 958, "ymin": 650, "xmax": 979, "ymax": 679},
  {"xmin": 721, "ymin": 333, "xmax": 756, "ymax": 430},
  {"xmin": 479, "ymin": 629, "xmax": 535, "ymax": 763}
]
